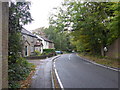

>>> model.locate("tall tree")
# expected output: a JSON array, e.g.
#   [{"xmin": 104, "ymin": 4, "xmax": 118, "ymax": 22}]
[
  {"xmin": 9, "ymin": 2, "xmax": 33, "ymax": 62},
  {"xmin": 49, "ymin": 0, "xmax": 119, "ymax": 56},
  {"xmin": 44, "ymin": 26, "xmax": 73, "ymax": 51},
  {"xmin": 8, "ymin": 2, "xmax": 33, "ymax": 88}
]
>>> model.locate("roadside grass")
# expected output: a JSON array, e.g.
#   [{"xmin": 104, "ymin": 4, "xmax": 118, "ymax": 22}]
[{"xmin": 78, "ymin": 53, "xmax": 120, "ymax": 68}]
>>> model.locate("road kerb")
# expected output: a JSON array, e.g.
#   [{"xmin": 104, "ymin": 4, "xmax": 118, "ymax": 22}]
[
  {"xmin": 76, "ymin": 54, "xmax": 120, "ymax": 72},
  {"xmin": 51, "ymin": 70, "xmax": 55, "ymax": 89},
  {"xmin": 53, "ymin": 57, "xmax": 64, "ymax": 90},
  {"xmin": 51, "ymin": 55, "xmax": 62, "ymax": 89}
]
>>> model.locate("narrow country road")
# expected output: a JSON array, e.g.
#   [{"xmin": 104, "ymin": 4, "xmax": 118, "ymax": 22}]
[{"xmin": 55, "ymin": 53, "xmax": 119, "ymax": 88}]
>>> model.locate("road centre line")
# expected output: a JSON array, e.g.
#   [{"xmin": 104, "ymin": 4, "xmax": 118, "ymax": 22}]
[{"xmin": 68, "ymin": 54, "xmax": 72, "ymax": 60}]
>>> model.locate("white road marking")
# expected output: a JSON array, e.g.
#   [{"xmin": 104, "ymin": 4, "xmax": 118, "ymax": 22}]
[
  {"xmin": 69, "ymin": 54, "xmax": 72, "ymax": 60},
  {"xmin": 53, "ymin": 57, "xmax": 64, "ymax": 89},
  {"xmin": 54, "ymin": 62, "xmax": 56, "ymax": 68},
  {"xmin": 54, "ymin": 68, "xmax": 64, "ymax": 89}
]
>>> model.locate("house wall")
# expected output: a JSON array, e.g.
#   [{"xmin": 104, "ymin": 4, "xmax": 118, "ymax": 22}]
[
  {"xmin": 0, "ymin": 2, "xmax": 8, "ymax": 89},
  {"xmin": 41, "ymin": 46, "xmax": 43, "ymax": 53},
  {"xmin": 41, "ymin": 39, "xmax": 47, "ymax": 49},
  {"xmin": 42, "ymin": 40, "xmax": 45, "ymax": 49},
  {"xmin": 106, "ymin": 38, "xmax": 120, "ymax": 59},
  {"xmin": 22, "ymin": 35, "xmax": 38, "ymax": 56},
  {"xmin": 46, "ymin": 41, "xmax": 49, "ymax": 49},
  {"xmin": 49, "ymin": 42, "xmax": 54, "ymax": 49},
  {"xmin": 52, "ymin": 43, "xmax": 55, "ymax": 49},
  {"xmin": 35, "ymin": 35, "xmax": 54, "ymax": 50},
  {"xmin": 35, "ymin": 47, "xmax": 40, "ymax": 51},
  {"xmin": 37, "ymin": 36, "xmax": 49, "ymax": 49},
  {"xmin": 42, "ymin": 40, "xmax": 54, "ymax": 49}
]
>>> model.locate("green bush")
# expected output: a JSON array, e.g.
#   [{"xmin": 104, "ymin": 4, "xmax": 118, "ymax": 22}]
[
  {"xmin": 9, "ymin": 81, "xmax": 21, "ymax": 88},
  {"xmin": 41, "ymin": 52, "xmax": 48, "ymax": 55},
  {"xmin": 8, "ymin": 57, "xmax": 34, "ymax": 88},
  {"xmin": 8, "ymin": 2, "xmax": 34, "ymax": 88},
  {"xmin": 34, "ymin": 50, "xmax": 41, "ymax": 56},
  {"xmin": 43, "ymin": 49, "xmax": 56, "ymax": 56},
  {"xmin": 43, "ymin": 49, "xmax": 55, "ymax": 53}
]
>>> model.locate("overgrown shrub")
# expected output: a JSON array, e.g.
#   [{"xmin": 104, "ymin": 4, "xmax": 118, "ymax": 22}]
[
  {"xmin": 43, "ymin": 49, "xmax": 55, "ymax": 53},
  {"xmin": 8, "ymin": 57, "xmax": 34, "ymax": 88},
  {"xmin": 34, "ymin": 50, "xmax": 41, "ymax": 56},
  {"xmin": 8, "ymin": 2, "xmax": 33, "ymax": 88},
  {"xmin": 43, "ymin": 49, "xmax": 56, "ymax": 55}
]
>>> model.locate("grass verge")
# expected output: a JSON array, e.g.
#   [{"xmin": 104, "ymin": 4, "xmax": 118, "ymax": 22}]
[{"xmin": 78, "ymin": 53, "xmax": 120, "ymax": 68}]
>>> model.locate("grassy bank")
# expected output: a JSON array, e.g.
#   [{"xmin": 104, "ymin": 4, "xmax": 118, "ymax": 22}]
[{"xmin": 78, "ymin": 53, "xmax": 120, "ymax": 68}]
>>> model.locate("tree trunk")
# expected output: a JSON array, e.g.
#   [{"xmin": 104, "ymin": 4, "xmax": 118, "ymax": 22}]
[{"xmin": 101, "ymin": 44, "xmax": 104, "ymax": 56}]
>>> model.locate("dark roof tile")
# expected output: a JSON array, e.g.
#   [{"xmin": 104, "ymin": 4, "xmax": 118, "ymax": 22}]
[{"xmin": 21, "ymin": 28, "xmax": 37, "ymax": 38}]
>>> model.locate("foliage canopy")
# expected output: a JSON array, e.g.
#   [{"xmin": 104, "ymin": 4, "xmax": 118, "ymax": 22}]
[
  {"xmin": 48, "ymin": 1, "xmax": 119, "ymax": 55},
  {"xmin": 8, "ymin": 2, "xmax": 33, "ymax": 88}
]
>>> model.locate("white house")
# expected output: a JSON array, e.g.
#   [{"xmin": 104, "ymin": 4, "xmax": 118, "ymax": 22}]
[
  {"xmin": 36, "ymin": 35, "xmax": 54, "ymax": 49},
  {"xmin": 34, "ymin": 41, "xmax": 43, "ymax": 53}
]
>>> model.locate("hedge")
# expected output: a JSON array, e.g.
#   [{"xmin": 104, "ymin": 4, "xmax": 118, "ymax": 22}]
[{"xmin": 43, "ymin": 49, "xmax": 55, "ymax": 53}]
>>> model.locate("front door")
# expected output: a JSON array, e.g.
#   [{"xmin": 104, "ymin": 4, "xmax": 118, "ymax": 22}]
[{"xmin": 25, "ymin": 46, "xmax": 28, "ymax": 56}]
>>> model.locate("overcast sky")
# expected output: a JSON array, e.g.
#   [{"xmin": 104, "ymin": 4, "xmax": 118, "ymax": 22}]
[{"xmin": 24, "ymin": 0, "xmax": 64, "ymax": 31}]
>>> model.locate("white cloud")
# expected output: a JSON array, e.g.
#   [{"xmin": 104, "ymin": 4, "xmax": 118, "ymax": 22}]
[{"xmin": 24, "ymin": 0, "xmax": 64, "ymax": 31}]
